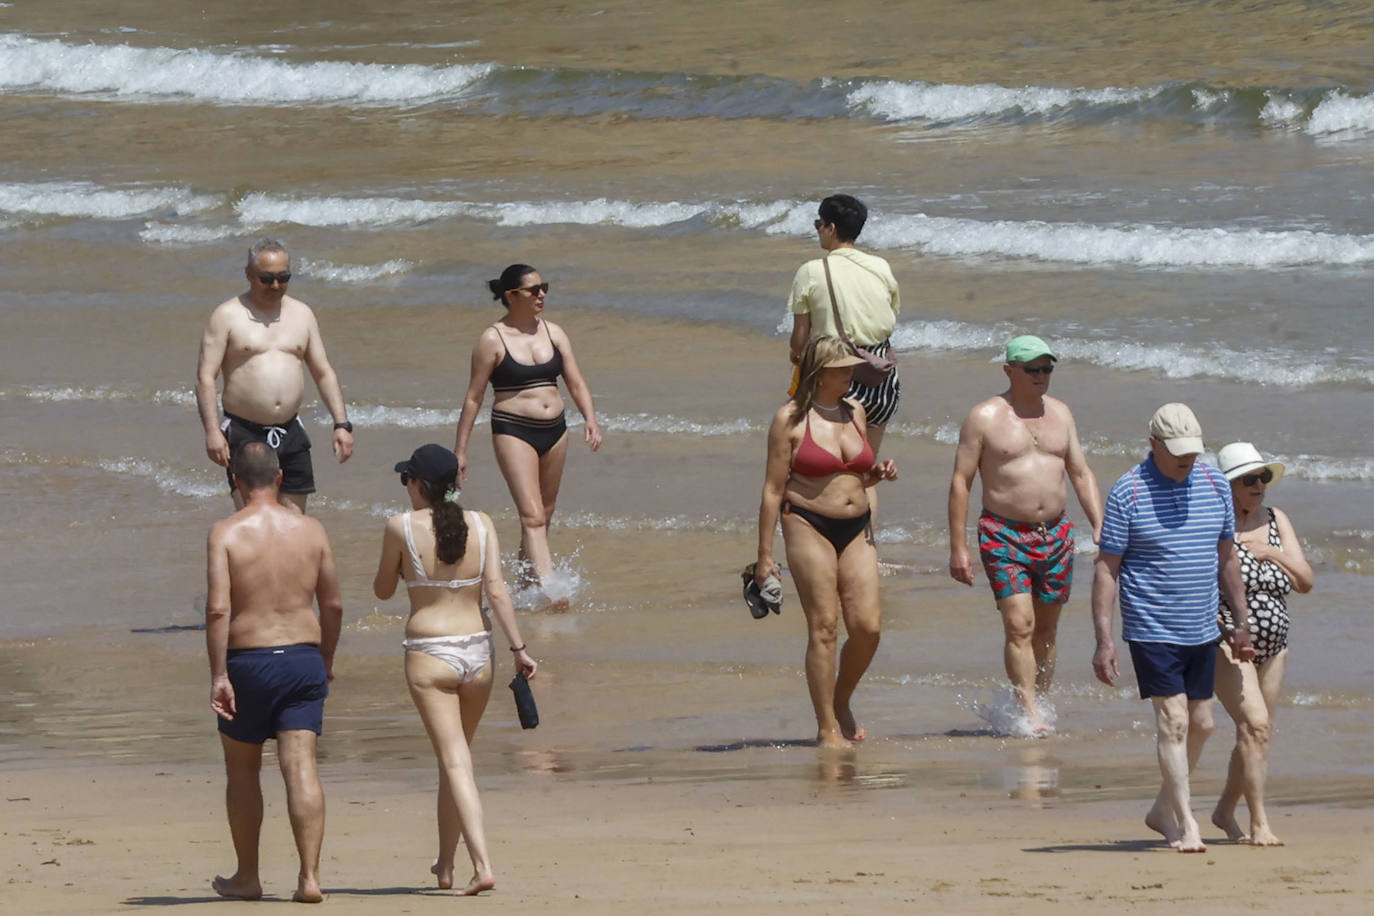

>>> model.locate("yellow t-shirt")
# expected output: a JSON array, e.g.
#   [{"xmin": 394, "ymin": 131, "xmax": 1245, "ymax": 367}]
[{"xmin": 787, "ymin": 247, "xmax": 900, "ymax": 346}]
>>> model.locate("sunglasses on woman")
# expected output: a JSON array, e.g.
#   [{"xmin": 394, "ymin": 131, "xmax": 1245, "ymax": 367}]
[
  {"xmin": 507, "ymin": 282, "xmax": 550, "ymax": 296},
  {"xmin": 1239, "ymin": 469, "xmax": 1273, "ymax": 486}
]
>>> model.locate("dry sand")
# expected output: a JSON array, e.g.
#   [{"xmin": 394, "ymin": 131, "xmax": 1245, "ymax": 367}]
[{"xmin": 4, "ymin": 761, "xmax": 1371, "ymax": 915}]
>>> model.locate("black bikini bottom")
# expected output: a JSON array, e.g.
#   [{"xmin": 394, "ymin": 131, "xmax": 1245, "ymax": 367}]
[
  {"xmin": 490, "ymin": 409, "xmax": 568, "ymax": 457},
  {"xmin": 783, "ymin": 501, "xmax": 872, "ymax": 555}
]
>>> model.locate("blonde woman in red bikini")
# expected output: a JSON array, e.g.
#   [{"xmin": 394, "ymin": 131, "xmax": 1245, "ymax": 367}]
[{"xmin": 755, "ymin": 336, "xmax": 898, "ymax": 749}]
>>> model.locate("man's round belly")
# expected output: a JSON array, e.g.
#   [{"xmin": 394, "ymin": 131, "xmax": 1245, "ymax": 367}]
[{"xmin": 222, "ymin": 357, "xmax": 306, "ymax": 424}]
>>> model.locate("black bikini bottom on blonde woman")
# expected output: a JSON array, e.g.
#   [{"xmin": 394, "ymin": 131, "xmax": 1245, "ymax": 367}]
[
  {"xmin": 490, "ymin": 408, "xmax": 568, "ymax": 456},
  {"xmin": 783, "ymin": 501, "xmax": 872, "ymax": 555}
]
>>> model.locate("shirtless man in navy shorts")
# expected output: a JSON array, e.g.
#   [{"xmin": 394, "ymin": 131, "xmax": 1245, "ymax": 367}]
[{"xmin": 206, "ymin": 442, "xmax": 343, "ymax": 902}]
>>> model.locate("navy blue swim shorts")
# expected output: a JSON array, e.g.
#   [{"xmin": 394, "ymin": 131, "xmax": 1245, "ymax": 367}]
[
  {"xmin": 218, "ymin": 644, "xmax": 329, "ymax": 744},
  {"xmin": 1127, "ymin": 640, "xmax": 1217, "ymax": 701}
]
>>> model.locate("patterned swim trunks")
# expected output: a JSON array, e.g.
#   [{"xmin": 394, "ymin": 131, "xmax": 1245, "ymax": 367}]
[{"xmin": 977, "ymin": 510, "xmax": 1075, "ymax": 604}]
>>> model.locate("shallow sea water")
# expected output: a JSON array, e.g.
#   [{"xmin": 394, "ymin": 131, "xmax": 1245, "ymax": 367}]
[{"xmin": 1, "ymin": 0, "xmax": 1371, "ymax": 801}]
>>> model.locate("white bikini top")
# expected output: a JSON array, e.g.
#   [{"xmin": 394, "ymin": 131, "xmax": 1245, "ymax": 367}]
[{"xmin": 402, "ymin": 510, "xmax": 487, "ymax": 590}]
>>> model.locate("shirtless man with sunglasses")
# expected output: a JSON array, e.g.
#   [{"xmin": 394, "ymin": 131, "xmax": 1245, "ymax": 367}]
[
  {"xmin": 947, "ymin": 334, "xmax": 1103, "ymax": 735},
  {"xmin": 196, "ymin": 238, "xmax": 354, "ymax": 513}
]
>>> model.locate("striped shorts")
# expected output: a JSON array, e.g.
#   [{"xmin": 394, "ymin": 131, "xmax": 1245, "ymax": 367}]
[{"xmin": 845, "ymin": 338, "xmax": 900, "ymax": 426}]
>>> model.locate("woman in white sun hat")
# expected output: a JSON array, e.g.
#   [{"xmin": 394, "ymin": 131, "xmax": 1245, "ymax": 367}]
[{"xmin": 1211, "ymin": 441, "xmax": 1314, "ymax": 847}]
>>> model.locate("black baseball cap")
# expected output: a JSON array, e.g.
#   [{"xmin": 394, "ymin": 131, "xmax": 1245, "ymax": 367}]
[{"xmin": 394, "ymin": 444, "xmax": 458, "ymax": 482}]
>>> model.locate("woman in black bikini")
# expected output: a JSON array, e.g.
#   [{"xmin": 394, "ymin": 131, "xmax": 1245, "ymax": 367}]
[
  {"xmin": 1211, "ymin": 441, "xmax": 1313, "ymax": 846},
  {"xmin": 454, "ymin": 264, "xmax": 602, "ymax": 608},
  {"xmin": 755, "ymin": 336, "xmax": 898, "ymax": 749}
]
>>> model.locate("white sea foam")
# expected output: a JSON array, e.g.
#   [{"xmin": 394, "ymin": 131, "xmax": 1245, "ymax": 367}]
[
  {"xmin": 94, "ymin": 457, "xmax": 222, "ymax": 500},
  {"xmin": 234, "ymin": 192, "xmax": 713, "ymax": 230},
  {"xmin": 319, "ymin": 404, "xmax": 467, "ymax": 429},
  {"xmin": 138, "ymin": 222, "xmax": 238, "ymax": 245},
  {"xmin": 5, "ymin": 384, "xmax": 194, "ymax": 406},
  {"xmin": 220, "ymin": 190, "xmax": 1374, "ymax": 272},
  {"xmin": 969, "ymin": 686, "xmax": 1059, "ymax": 738},
  {"xmin": 1307, "ymin": 92, "xmax": 1374, "ymax": 137},
  {"xmin": 0, "ymin": 35, "xmax": 494, "ymax": 106},
  {"xmin": 298, "ymin": 257, "xmax": 414, "ymax": 283},
  {"xmin": 765, "ymin": 199, "xmax": 1374, "ymax": 269},
  {"xmin": 871, "ymin": 212, "xmax": 1374, "ymax": 269},
  {"xmin": 848, "ymin": 80, "xmax": 1159, "ymax": 122},
  {"xmin": 0, "ymin": 181, "xmax": 217, "ymax": 219},
  {"xmin": 1258, "ymin": 92, "xmax": 1305, "ymax": 129},
  {"xmin": 489, "ymin": 199, "xmax": 704, "ymax": 228},
  {"xmin": 888, "ymin": 318, "xmax": 1374, "ymax": 388},
  {"xmin": 597, "ymin": 413, "xmax": 760, "ymax": 436}
]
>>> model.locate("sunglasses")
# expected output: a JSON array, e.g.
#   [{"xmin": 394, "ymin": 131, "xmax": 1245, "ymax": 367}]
[
  {"xmin": 507, "ymin": 282, "xmax": 549, "ymax": 296},
  {"xmin": 813, "ymin": 218, "xmax": 827, "ymax": 230},
  {"xmin": 400, "ymin": 472, "xmax": 411, "ymax": 485},
  {"xmin": 1018, "ymin": 364, "xmax": 1054, "ymax": 376},
  {"xmin": 1239, "ymin": 469, "xmax": 1273, "ymax": 487},
  {"xmin": 257, "ymin": 272, "xmax": 292, "ymax": 285}
]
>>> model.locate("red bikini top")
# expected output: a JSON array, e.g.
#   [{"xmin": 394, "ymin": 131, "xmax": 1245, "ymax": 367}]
[{"xmin": 791, "ymin": 411, "xmax": 875, "ymax": 478}]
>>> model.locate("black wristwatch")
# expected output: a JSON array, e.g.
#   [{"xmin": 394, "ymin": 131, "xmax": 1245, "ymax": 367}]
[{"xmin": 333, "ymin": 421, "xmax": 353, "ymax": 432}]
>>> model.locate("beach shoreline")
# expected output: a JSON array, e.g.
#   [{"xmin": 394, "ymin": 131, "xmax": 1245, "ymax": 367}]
[{"xmin": 4, "ymin": 757, "xmax": 1371, "ymax": 914}]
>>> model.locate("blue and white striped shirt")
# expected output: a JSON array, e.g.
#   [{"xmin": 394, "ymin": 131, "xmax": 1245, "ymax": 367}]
[{"xmin": 1100, "ymin": 455, "xmax": 1234, "ymax": 645}]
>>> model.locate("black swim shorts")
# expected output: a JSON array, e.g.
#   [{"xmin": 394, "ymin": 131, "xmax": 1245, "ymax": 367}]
[{"xmin": 222, "ymin": 412, "xmax": 315, "ymax": 494}]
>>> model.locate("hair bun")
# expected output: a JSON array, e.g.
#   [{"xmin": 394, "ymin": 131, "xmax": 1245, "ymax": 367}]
[{"xmin": 487, "ymin": 278, "xmax": 504, "ymax": 299}]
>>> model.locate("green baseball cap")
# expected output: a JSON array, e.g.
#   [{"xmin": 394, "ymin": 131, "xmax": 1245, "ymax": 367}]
[{"xmin": 1005, "ymin": 335, "xmax": 1057, "ymax": 364}]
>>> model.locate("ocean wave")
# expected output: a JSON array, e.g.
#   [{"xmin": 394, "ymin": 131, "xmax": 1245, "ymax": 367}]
[
  {"xmin": 891, "ymin": 318, "xmax": 1374, "ymax": 390},
  {"xmin": 849, "ymin": 80, "xmax": 1159, "ymax": 122},
  {"xmin": 1307, "ymin": 92, "xmax": 1374, "ymax": 137},
  {"xmin": 298, "ymin": 257, "xmax": 414, "ymax": 283},
  {"xmin": 864, "ymin": 212, "xmax": 1374, "ymax": 269},
  {"xmin": 4, "ymin": 32, "xmax": 1373, "ymax": 142},
  {"xmin": 2, "ymin": 384, "xmax": 194, "ymax": 406},
  {"xmin": 92, "ymin": 457, "xmax": 223, "ymax": 500},
  {"xmin": 234, "ymin": 191, "xmax": 715, "ymax": 230},
  {"xmin": 0, "ymin": 181, "xmax": 217, "ymax": 220},
  {"xmin": 597, "ymin": 413, "xmax": 760, "ymax": 437},
  {"xmin": 220, "ymin": 191, "xmax": 1374, "ymax": 271},
  {"xmin": 889, "ymin": 318, "xmax": 1374, "ymax": 388},
  {"xmin": 138, "ymin": 222, "xmax": 238, "ymax": 245},
  {"xmin": 0, "ymin": 34, "xmax": 493, "ymax": 105}
]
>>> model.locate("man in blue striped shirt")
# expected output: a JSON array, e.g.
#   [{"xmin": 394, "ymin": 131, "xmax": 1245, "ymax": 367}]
[{"xmin": 1091, "ymin": 403, "xmax": 1254, "ymax": 853}]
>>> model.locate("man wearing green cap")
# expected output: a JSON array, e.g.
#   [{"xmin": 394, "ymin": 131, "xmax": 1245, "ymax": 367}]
[{"xmin": 948, "ymin": 334, "xmax": 1103, "ymax": 735}]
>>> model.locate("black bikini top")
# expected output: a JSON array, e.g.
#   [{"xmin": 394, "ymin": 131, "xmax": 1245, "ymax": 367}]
[{"xmin": 489, "ymin": 321, "xmax": 564, "ymax": 393}]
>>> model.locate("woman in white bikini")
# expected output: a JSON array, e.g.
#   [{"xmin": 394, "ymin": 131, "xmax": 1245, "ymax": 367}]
[{"xmin": 373, "ymin": 444, "xmax": 537, "ymax": 895}]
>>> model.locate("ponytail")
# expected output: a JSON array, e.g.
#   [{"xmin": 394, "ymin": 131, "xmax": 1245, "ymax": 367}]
[{"xmin": 416, "ymin": 477, "xmax": 468, "ymax": 564}]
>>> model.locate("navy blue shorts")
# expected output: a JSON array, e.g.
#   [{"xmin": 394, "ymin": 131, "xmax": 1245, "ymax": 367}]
[
  {"xmin": 218, "ymin": 644, "xmax": 329, "ymax": 744},
  {"xmin": 1127, "ymin": 640, "xmax": 1217, "ymax": 701}
]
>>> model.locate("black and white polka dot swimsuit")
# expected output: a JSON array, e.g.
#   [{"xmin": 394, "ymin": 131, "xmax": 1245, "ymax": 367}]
[{"xmin": 1218, "ymin": 508, "xmax": 1291, "ymax": 664}]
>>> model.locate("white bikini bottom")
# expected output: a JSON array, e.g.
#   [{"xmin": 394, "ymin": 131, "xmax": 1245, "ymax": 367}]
[{"xmin": 402, "ymin": 631, "xmax": 492, "ymax": 683}]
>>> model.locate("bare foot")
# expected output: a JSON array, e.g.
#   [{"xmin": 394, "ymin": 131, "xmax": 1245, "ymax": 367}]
[
  {"xmin": 431, "ymin": 860, "xmax": 454, "ymax": 890},
  {"xmin": 212, "ymin": 874, "xmax": 262, "ymax": 900},
  {"xmin": 1175, "ymin": 816, "xmax": 1206, "ymax": 853},
  {"xmin": 834, "ymin": 703, "xmax": 866, "ymax": 742},
  {"xmin": 463, "ymin": 870, "xmax": 495, "ymax": 896},
  {"xmin": 816, "ymin": 729, "xmax": 854, "ymax": 751},
  {"xmin": 1211, "ymin": 807, "xmax": 1247, "ymax": 842},
  {"xmin": 549, "ymin": 596, "xmax": 570, "ymax": 613},
  {"xmin": 1246, "ymin": 824, "xmax": 1284, "ymax": 847},
  {"xmin": 293, "ymin": 876, "xmax": 324, "ymax": 903},
  {"xmin": 1145, "ymin": 803, "xmax": 1181, "ymax": 845}
]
